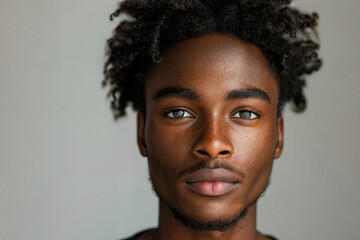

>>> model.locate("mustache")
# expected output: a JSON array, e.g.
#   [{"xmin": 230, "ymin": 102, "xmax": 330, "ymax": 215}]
[{"xmin": 177, "ymin": 161, "xmax": 245, "ymax": 179}]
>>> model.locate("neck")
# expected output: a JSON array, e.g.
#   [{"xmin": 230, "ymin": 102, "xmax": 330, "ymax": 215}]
[{"xmin": 149, "ymin": 201, "xmax": 259, "ymax": 240}]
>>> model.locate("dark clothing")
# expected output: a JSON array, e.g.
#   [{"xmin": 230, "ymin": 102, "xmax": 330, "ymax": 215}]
[
  {"xmin": 121, "ymin": 229, "xmax": 279, "ymax": 240},
  {"xmin": 121, "ymin": 229, "xmax": 150, "ymax": 240}
]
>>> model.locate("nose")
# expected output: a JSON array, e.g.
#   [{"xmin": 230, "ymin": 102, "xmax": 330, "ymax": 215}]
[{"xmin": 192, "ymin": 117, "xmax": 234, "ymax": 160}]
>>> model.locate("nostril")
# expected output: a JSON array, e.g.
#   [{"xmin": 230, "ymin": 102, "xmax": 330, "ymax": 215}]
[
  {"xmin": 196, "ymin": 150, "xmax": 230, "ymax": 157},
  {"xmin": 219, "ymin": 150, "xmax": 230, "ymax": 155},
  {"xmin": 197, "ymin": 150, "xmax": 208, "ymax": 156}
]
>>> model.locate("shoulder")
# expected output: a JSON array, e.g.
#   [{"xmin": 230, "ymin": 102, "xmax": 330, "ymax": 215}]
[
  {"xmin": 265, "ymin": 235, "xmax": 279, "ymax": 240},
  {"xmin": 119, "ymin": 229, "xmax": 152, "ymax": 240}
]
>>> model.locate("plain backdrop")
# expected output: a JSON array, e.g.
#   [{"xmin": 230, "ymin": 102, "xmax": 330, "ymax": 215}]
[{"xmin": 1, "ymin": 0, "xmax": 359, "ymax": 239}]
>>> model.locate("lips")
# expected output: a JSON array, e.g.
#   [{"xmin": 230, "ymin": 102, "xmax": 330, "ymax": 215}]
[{"xmin": 184, "ymin": 168, "xmax": 241, "ymax": 197}]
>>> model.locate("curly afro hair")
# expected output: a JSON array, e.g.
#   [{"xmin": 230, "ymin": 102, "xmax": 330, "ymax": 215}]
[{"xmin": 103, "ymin": 0, "xmax": 322, "ymax": 119}]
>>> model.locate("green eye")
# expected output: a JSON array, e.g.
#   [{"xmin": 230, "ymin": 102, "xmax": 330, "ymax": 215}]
[
  {"xmin": 232, "ymin": 110, "xmax": 258, "ymax": 120},
  {"xmin": 166, "ymin": 110, "xmax": 192, "ymax": 118}
]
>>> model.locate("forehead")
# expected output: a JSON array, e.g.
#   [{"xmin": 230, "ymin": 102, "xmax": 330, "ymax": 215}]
[{"xmin": 146, "ymin": 32, "xmax": 278, "ymax": 105}]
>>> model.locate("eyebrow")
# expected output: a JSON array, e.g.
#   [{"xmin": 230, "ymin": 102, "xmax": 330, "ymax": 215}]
[
  {"xmin": 153, "ymin": 87, "xmax": 199, "ymax": 101},
  {"xmin": 225, "ymin": 89, "xmax": 271, "ymax": 103},
  {"xmin": 153, "ymin": 87, "xmax": 271, "ymax": 103}
]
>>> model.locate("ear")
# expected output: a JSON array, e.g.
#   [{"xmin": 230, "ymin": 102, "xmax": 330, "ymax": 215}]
[
  {"xmin": 137, "ymin": 112, "xmax": 147, "ymax": 157},
  {"xmin": 274, "ymin": 116, "xmax": 284, "ymax": 159}
]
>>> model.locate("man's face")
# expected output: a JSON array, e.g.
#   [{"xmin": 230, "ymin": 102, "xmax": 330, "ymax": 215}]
[{"xmin": 137, "ymin": 33, "xmax": 283, "ymax": 228}]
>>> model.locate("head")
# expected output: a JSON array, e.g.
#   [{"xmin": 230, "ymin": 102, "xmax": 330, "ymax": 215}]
[{"xmin": 103, "ymin": 0, "xmax": 321, "ymax": 232}]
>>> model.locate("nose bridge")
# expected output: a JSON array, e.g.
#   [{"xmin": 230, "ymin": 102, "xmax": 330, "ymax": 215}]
[{"xmin": 193, "ymin": 113, "xmax": 234, "ymax": 159}]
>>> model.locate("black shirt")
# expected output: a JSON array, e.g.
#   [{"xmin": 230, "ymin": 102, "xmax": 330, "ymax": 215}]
[{"xmin": 121, "ymin": 229, "xmax": 279, "ymax": 240}]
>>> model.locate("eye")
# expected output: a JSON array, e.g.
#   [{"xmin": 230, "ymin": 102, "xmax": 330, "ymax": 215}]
[
  {"xmin": 166, "ymin": 109, "xmax": 193, "ymax": 119},
  {"xmin": 232, "ymin": 110, "xmax": 259, "ymax": 120}
]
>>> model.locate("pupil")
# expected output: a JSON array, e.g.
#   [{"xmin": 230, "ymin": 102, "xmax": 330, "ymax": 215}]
[
  {"xmin": 174, "ymin": 110, "xmax": 184, "ymax": 118},
  {"xmin": 240, "ymin": 111, "xmax": 251, "ymax": 119}
]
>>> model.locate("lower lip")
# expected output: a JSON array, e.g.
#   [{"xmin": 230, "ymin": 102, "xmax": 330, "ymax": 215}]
[{"xmin": 185, "ymin": 181, "xmax": 238, "ymax": 197}]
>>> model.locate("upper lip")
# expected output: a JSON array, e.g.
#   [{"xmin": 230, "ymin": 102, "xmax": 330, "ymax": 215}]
[{"xmin": 184, "ymin": 168, "xmax": 241, "ymax": 183}]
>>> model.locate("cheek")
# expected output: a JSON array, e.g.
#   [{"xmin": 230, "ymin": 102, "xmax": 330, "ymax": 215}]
[
  {"xmin": 144, "ymin": 119, "xmax": 191, "ymax": 185},
  {"xmin": 232, "ymin": 123, "xmax": 277, "ymax": 160},
  {"xmin": 231, "ymin": 123, "xmax": 277, "ymax": 188}
]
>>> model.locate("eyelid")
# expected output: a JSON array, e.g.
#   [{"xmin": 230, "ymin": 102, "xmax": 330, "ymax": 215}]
[
  {"xmin": 163, "ymin": 108, "xmax": 195, "ymax": 119},
  {"xmin": 230, "ymin": 109, "xmax": 261, "ymax": 120}
]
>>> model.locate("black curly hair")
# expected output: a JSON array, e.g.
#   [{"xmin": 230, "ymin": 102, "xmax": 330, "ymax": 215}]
[{"xmin": 103, "ymin": 0, "xmax": 321, "ymax": 119}]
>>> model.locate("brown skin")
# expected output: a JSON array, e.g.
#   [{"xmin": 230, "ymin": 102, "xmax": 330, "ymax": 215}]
[{"xmin": 137, "ymin": 33, "xmax": 283, "ymax": 240}]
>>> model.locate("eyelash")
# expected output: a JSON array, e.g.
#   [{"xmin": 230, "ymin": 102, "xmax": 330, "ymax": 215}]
[
  {"xmin": 164, "ymin": 109, "xmax": 260, "ymax": 120},
  {"xmin": 231, "ymin": 110, "xmax": 260, "ymax": 120},
  {"xmin": 165, "ymin": 109, "xmax": 194, "ymax": 119}
]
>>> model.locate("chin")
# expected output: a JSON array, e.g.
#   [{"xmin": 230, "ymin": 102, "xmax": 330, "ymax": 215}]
[
  {"xmin": 151, "ymin": 177, "xmax": 261, "ymax": 231},
  {"xmin": 160, "ymin": 191, "xmax": 249, "ymax": 231},
  {"xmin": 167, "ymin": 200, "xmax": 248, "ymax": 231}
]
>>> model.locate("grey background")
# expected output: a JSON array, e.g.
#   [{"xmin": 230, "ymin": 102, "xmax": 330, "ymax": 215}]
[{"xmin": 1, "ymin": 0, "xmax": 359, "ymax": 239}]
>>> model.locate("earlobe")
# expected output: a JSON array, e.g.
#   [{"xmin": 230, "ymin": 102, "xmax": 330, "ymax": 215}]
[
  {"xmin": 137, "ymin": 112, "xmax": 147, "ymax": 157},
  {"xmin": 274, "ymin": 116, "xmax": 284, "ymax": 159}
]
